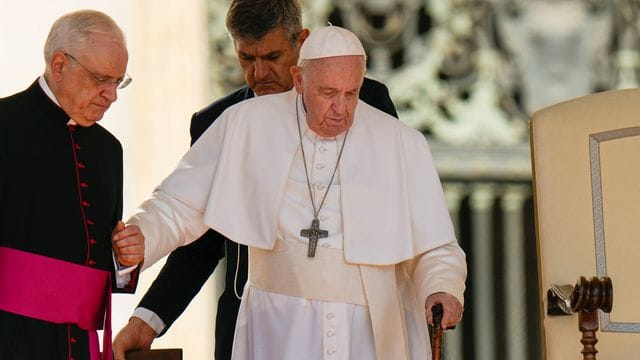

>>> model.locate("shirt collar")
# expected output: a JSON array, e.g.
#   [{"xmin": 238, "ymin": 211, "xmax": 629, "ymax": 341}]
[{"xmin": 38, "ymin": 75, "xmax": 76, "ymax": 125}]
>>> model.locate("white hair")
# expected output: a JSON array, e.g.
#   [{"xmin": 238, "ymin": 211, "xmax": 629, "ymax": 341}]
[{"xmin": 43, "ymin": 9, "xmax": 126, "ymax": 65}]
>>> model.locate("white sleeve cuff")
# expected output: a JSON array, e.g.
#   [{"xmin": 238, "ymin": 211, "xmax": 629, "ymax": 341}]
[
  {"xmin": 133, "ymin": 307, "xmax": 166, "ymax": 335},
  {"xmin": 411, "ymin": 241, "xmax": 467, "ymax": 305},
  {"xmin": 112, "ymin": 251, "xmax": 138, "ymax": 288}
]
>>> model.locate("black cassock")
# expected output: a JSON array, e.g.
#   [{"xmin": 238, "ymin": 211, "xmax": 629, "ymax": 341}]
[{"xmin": 0, "ymin": 80, "xmax": 137, "ymax": 359}]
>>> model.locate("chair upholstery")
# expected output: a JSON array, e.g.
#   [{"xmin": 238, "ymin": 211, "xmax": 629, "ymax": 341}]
[{"xmin": 531, "ymin": 88, "xmax": 640, "ymax": 359}]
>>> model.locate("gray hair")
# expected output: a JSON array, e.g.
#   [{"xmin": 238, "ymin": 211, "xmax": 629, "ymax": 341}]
[
  {"xmin": 44, "ymin": 9, "xmax": 125, "ymax": 64},
  {"xmin": 225, "ymin": 0, "xmax": 302, "ymax": 46}
]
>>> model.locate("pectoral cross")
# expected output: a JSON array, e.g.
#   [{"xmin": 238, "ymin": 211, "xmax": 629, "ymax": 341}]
[{"xmin": 300, "ymin": 218, "xmax": 328, "ymax": 257}]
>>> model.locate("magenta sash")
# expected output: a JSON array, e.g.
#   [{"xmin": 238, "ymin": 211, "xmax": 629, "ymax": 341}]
[{"xmin": 0, "ymin": 246, "xmax": 112, "ymax": 360}]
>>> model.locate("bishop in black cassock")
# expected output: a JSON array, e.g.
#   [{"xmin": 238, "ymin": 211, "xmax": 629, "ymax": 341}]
[
  {"xmin": 0, "ymin": 9, "xmax": 142, "ymax": 360},
  {"xmin": 0, "ymin": 79, "xmax": 138, "ymax": 359}
]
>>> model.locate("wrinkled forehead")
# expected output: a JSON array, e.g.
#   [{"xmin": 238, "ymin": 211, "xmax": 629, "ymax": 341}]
[
  {"xmin": 303, "ymin": 55, "xmax": 365, "ymax": 72},
  {"xmin": 86, "ymin": 33, "xmax": 128, "ymax": 56},
  {"xmin": 303, "ymin": 56, "xmax": 366, "ymax": 89},
  {"xmin": 69, "ymin": 33, "xmax": 128, "ymax": 78}
]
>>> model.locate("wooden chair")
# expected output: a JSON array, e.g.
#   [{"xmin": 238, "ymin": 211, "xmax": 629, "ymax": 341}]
[{"xmin": 531, "ymin": 88, "xmax": 640, "ymax": 359}]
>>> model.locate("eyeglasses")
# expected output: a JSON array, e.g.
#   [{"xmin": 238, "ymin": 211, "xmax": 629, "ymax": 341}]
[{"xmin": 64, "ymin": 53, "xmax": 132, "ymax": 90}]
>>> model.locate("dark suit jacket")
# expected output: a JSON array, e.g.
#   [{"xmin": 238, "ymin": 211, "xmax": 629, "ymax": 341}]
[
  {"xmin": 137, "ymin": 78, "xmax": 397, "ymax": 359},
  {"xmin": 0, "ymin": 80, "xmax": 138, "ymax": 360}
]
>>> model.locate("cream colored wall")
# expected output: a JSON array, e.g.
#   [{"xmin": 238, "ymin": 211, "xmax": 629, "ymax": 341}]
[{"xmin": 0, "ymin": 1, "xmax": 219, "ymax": 359}]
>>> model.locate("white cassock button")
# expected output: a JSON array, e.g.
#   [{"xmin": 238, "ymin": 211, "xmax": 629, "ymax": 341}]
[
  {"xmin": 316, "ymin": 184, "xmax": 325, "ymax": 191},
  {"xmin": 319, "ymin": 146, "xmax": 327, "ymax": 153},
  {"xmin": 327, "ymin": 330, "xmax": 336, "ymax": 337},
  {"xmin": 327, "ymin": 349, "xmax": 336, "ymax": 355},
  {"xmin": 316, "ymin": 163, "xmax": 325, "ymax": 170},
  {"xmin": 321, "ymin": 243, "xmax": 331, "ymax": 248},
  {"xmin": 326, "ymin": 312, "xmax": 335, "ymax": 319},
  {"xmin": 320, "ymin": 215, "xmax": 328, "ymax": 221}
]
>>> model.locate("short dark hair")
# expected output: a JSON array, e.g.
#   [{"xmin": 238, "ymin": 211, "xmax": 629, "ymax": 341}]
[{"xmin": 225, "ymin": 0, "xmax": 302, "ymax": 46}]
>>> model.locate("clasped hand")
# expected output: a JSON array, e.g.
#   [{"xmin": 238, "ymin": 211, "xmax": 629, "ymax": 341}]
[{"xmin": 111, "ymin": 221, "xmax": 145, "ymax": 266}]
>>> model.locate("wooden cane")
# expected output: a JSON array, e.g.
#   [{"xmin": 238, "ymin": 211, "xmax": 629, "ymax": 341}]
[{"xmin": 431, "ymin": 303, "xmax": 444, "ymax": 360}]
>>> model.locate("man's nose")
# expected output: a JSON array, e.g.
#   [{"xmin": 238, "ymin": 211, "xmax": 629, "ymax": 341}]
[
  {"xmin": 254, "ymin": 59, "xmax": 269, "ymax": 80},
  {"xmin": 102, "ymin": 84, "xmax": 118, "ymax": 103},
  {"xmin": 332, "ymin": 95, "xmax": 346, "ymax": 114}
]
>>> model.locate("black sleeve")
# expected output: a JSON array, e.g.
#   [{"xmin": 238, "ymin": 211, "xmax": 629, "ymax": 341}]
[
  {"xmin": 189, "ymin": 88, "xmax": 251, "ymax": 144},
  {"xmin": 190, "ymin": 112, "xmax": 212, "ymax": 145},
  {"xmin": 137, "ymin": 230, "xmax": 226, "ymax": 335},
  {"xmin": 112, "ymin": 142, "xmax": 140, "ymax": 294},
  {"xmin": 360, "ymin": 77, "xmax": 399, "ymax": 118},
  {"xmin": 0, "ymin": 115, "xmax": 5, "ymax": 212}
]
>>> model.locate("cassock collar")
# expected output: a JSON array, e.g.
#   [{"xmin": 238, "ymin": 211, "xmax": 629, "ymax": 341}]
[
  {"xmin": 38, "ymin": 75, "xmax": 61, "ymax": 107},
  {"xmin": 38, "ymin": 75, "xmax": 76, "ymax": 125}
]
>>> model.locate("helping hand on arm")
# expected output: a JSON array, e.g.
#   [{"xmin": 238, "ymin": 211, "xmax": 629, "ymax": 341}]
[{"xmin": 112, "ymin": 221, "xmax": 145, "ymax": 267}]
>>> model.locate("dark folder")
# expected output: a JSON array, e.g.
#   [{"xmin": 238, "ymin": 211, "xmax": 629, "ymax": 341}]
[{"xmin": 125, "ymin": 349, "xmax": 182, "ymax": 360}]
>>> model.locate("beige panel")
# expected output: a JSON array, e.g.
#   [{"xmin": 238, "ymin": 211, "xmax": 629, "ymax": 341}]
[
  {"xmin": 600, "ymin": 138, "xmax": 640, "ymax": 323},
  {"xmin": 531, "ymin": 88, "xmax": 640, "ymax": 359},
  {"xmin": 113, "ymin": 2, "xmax": 218, "ymax": 360}
]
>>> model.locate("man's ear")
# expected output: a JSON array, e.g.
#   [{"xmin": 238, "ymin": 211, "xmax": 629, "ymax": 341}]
[
  {"xmin": 49, "ymin": 51, "xmax": 68, "ymax": 82},
  {"xmin": 298, "ymin": 28, "xmax": 310, "ymax": 47},
  {"xmin": 290, "ymin": 65, "xmax": 303, "ymax": 94}
]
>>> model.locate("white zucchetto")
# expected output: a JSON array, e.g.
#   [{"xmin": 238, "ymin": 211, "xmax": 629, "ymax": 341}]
[{"xmin": 299, "ymin": 25, "xmax": 366, "ymax": 60}]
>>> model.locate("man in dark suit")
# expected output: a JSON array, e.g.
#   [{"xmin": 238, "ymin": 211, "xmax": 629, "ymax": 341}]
[
  {"xmin": 0, "ymin": 10, "xmax": 143, "ymax": 360},
  {"xmin": 112, "ymin": 1, "xmax": 397, "ymax": 359}
]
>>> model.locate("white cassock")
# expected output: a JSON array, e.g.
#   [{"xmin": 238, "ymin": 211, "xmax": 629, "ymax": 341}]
[{"xmin": 129, "ymin": 89, "xmax": 466, "ymax": 360}]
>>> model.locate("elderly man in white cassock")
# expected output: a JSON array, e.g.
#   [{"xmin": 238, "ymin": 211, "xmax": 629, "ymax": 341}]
[{"xmin": 115, "ymin": 25, "xmax": 466, "ymax": 359}]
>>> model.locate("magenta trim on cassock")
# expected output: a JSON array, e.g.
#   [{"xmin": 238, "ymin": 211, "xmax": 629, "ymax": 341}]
[{"xmin": 0, "ymin": 246, "xmax": 112, "ymax": 360}]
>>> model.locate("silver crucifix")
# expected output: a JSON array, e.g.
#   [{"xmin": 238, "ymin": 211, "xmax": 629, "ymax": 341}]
[{"xmin": 300, "ymin": 218, "xmax": 328, "ymax": 257}]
